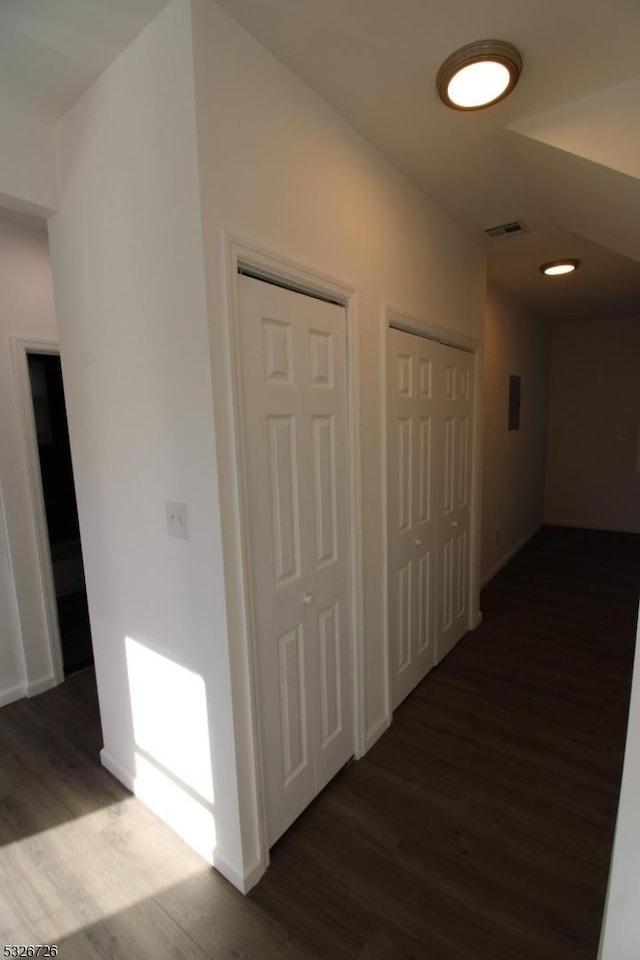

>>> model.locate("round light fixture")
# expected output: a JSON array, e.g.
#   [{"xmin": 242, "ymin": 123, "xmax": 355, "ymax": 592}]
[
  {"xmin": 540, "ymin": 259, "xmax": 580, "ymax": 276},
  {"xmin": 437, "ymin": 40, "xmax": 522, "ymax": 110}
]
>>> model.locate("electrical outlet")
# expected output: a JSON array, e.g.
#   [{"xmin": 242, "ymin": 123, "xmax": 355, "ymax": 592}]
[{"xmin": 166, "ymin": 500, "xmax": 190, "ymax": 541}]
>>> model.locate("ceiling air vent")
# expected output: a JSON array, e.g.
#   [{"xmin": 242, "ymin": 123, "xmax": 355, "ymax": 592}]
[{"xmin": 484, "ymin": 220, "xmax": 527, "ymax": 239}]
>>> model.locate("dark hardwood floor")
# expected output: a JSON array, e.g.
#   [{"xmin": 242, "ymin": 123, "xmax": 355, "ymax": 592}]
[{"xmin": 1, "ymin": 526, "xmax": 638, "ymax": 959}]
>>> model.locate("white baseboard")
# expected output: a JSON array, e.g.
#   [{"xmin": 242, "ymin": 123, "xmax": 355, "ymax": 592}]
[
  {"xmin": 2, "ymin": 673, "xmax": 58, "ymax": 708},
  {"xmin": 0, "ymin": 682, "xmax": 26, "ymax": 708},
  {"xmin": 101, "ymin": 747, "xmax": 265, "ymax": 894},
  {"xmin": 214, "ymin": 851, "xmax": 265, "ymax": 893},
  {"xmin": 26, "ymin": 673, "xmax": 57, "ymax": 698},
  {"xmin": 481, "ymin": 523, "xmax": 542, "ymax": 589},
  {"xmin": 100, "ymin": 748, "xmax": 136, "ymax": 792},
  {"xmin": 365, "ymin": 713, "xmax": 390, "ymax": 752},
  {"xmin": 544, "ymin": 518, "xmax": 640, "ymax": 535}
]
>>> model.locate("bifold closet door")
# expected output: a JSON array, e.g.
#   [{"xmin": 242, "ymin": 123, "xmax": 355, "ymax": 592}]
[
  {"xmin": 238, "ymin": 274, "xmax": 354, "ymax": 847},
  {"xmin": 387, "ymin": 327, "xmax": 439, "ymax": 709},
  {"xmin": 437, "ymin": 344, "xmax": 474, "ymax": 662}
]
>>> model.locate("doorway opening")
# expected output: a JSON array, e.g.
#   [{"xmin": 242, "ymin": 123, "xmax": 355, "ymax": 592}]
[{"xmin": 27, "ymin": 352, "xmax": 93, "ymax": 677}]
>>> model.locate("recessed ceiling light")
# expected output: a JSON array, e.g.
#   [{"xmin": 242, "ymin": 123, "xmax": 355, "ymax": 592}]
[
  {"xmin": 540, "ymin": 259, "xmax": 580, "ymax": 276},
  {"xmin": 437, "ymin": 40, "xmax": 522, "ymax": 110}
]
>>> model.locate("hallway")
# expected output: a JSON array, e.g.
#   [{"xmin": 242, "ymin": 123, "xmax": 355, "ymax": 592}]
[
  {"xmin": 0, "ymin": 527, "xmax": 637, "ymax": 959},
  {"xmin": 254, "ymin": 526, "xmax": 638, "ymax": 958}
]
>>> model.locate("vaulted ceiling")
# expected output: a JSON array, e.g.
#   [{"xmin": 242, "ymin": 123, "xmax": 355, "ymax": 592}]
[
  {"xmin": 2, "ymin": 0, "xmax": 640, "ymax": 323},
  {"xmin": 214, "ymin": 0, "xmax": 640, "ymax": 324},
  {"xmin": 0, "ymin": 0, "xmax": 170, "ymax": 122}
]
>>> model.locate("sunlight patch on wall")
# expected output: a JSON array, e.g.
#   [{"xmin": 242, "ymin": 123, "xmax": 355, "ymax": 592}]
[
  {"xmin": 125, "ymin": 636, "xmax": 216, "ymax": 862},
  {"xmin": 132, "ymin": 751, "xmax": 216, "ymax": 863}
]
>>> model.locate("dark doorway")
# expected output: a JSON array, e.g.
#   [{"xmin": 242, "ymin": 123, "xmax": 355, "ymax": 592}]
[{"xmin": 27, "ymin": 352, "xmax": 93, "ymax": 676}]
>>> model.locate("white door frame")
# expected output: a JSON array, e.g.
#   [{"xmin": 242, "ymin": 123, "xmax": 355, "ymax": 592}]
[
  {"xmin": 10, "ymin": 336, "xmax": 65, "ymax": 687},
  {"xmin": 380, "ymin": 307, "xmax": 483, "ymax": 717},
  {"xmin": 219, "ymin": 234, "xmax": 364, "ymax": 881}
]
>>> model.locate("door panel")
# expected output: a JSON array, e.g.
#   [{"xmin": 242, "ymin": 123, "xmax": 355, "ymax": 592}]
[
  {"xmin": 442, "ymin": 535, "xmax": 453, "ymax": 631},
  {"xmin": 267, "ymin": 415, "xmax": 302, "ymax": 585},
  {"xmin": 277, "ymin": 623, "xmax": 309, "ymax": 785},
  {"xmin": 416, "ymin": 550, "xmax": 431, "ymax": 655},
  {"xmin": 318, "ymin": 600, "xmax": 341, "ymax": 747},
  {"xmin": 387, "ymin": 328, "xmax": 438, "ymax": 709},
  {"xmin": 444, "ymin": 416, "xmax": 455, "ymax": 513},
  {"xmin": 312, "ymin": 414, "xmax": 337, "ymax": 567},
  {"xmin": 457, "ymin": 416, "xmax": 469, "ymax": 507},
  {"xmin": 413, "ymin": 334, "xmax": 440, "ymax": 681},
  {"xmin": 398, "ymin": 560, "xmax": 413, "ymax": 674},
  {"xmin": 238, "ymin": 275, "xmax": 353, "ymax": 846},
  {"xmin": 456, "ymin": 530, "xmax": 467, "ymax": 618},
  {"xmin": 437, "ymin": 343, "xmax": 474, "ymax": 662},
  {"xmin": 388, "ymin": 329, "xmax": 474, "ymax": 701},
  {"xmin": 398, "ymin": 416, "xmax": 413, "ymax": 533},
  {"xmin": 417, "ymin": 416, "xmax": 432, "ymax": 524}
]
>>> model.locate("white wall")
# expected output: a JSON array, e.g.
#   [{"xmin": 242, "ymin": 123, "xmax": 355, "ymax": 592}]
[
  {"xmin": 0, "ymin": 480, "xmax": 24, "ymax": 706},
  {"xmin": 48, "ymin": 0, "xmax": 243, "ymax": 885},
  {"xmin": 481, "ymin": 285, "xmax": 551, "ymax": 584},
  {"xmin": 598, "ymin": 605, "xmax": 640, "ymax": 960},
  {"xmin": 545, "ymin": 315, "xmax": 640, "ymax": 532},
  {"xmin": 47, "ymin": 0, "xmax": 486, "ymax": 893},
  {"xmin": 0, "ymin": 102, "xmax": 57, "ymax": 217},
  {"xmin": 191, "ymin": 0, "xmax": 486, "ymax": 886},
  {"xmin": 0, "ymin": 217, "xmax": 59, "ymax": 705}
]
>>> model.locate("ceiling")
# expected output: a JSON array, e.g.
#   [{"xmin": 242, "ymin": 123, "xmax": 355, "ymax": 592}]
[
  {"xmin": 0, "ymin": 0, "xmax": 170, "ymax": 122},
  {"xmin": 2, "ymin": 0, "xmax": 640, "ymax": 324},
  {"xmin": 213, "ymin": 0, "xmax": 640, "ymax": 324}
]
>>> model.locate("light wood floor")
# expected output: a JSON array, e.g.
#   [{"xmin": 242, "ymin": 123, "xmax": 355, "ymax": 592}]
[{"xmin": 1, "ymin": 526, "xmax": 638, "ymax": 959}]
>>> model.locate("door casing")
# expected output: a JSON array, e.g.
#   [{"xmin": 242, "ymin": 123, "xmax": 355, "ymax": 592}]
[
  {"xmin": 10, "ymin": 337, "xmax": 65, "ymax": 689},
  {"xmin": 218, "ymin": 234, "xmax": 364, "ymax": 888}
]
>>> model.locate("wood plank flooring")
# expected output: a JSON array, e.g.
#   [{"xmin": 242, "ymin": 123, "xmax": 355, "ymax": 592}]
[{"xmin": 1, "ymin": 526, "xmax": 638, "ymax": 959}]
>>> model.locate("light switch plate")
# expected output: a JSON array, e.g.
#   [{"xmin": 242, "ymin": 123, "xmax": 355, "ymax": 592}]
[{"xmin": 166, "ymin": 500, "xmax": 190, "ymax": 540}]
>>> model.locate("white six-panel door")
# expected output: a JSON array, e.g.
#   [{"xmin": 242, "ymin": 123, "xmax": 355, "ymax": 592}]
[
  {"xmin": 238, "ymin": 275, "xmax": 353, "ymax": 846},
  {"xmin": 388, "ymin": 328, "xmax": 474, "ymax": 708},
  {"xmin": 387, "ymin": 328, "xmax": 439, "ymax": 708},
  {"xmin": 437, "ymin": 343, "xmax": 474, "ymax": 662}
]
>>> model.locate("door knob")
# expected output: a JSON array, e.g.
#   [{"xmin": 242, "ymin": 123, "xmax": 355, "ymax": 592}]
[
  {"xmin": 415, "ymin": 538, "xmax": 423, "ymax": 546},
  {"xmin": 451, "ymin": 520, "xmax": 458, "ymax": 527},
  {"xmin": 303, "ymin": 593, "xmax": 314, "ymax": 606}
]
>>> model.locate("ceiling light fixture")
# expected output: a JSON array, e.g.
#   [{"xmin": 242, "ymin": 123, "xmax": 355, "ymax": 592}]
[
  {"xmin": 437, "ymin": 40, "xmax": 522, "ymax": 110},
  {"xmin": 540, "ymin": 259, "xmax": 580, "ymax": 276}
]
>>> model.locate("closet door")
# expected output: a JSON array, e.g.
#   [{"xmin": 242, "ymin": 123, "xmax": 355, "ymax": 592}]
[
  {"xmin": 437, "ymin": 344, "xmax": 474, "ymax": 661},
  {"xmin": 387, "ymin": 328, "xmax": 439, "ymax": 709},
  {"xmin": 238, "ymin": 275, "xmax": 353, "ymax": 846}
]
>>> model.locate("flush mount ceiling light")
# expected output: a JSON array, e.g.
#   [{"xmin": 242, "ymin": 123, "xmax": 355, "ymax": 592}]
[
  {"xmin": 540, "ymin": 259, "xmax": 580, "ymax": 276},
  {"xmin": 437, "ymin": 40, "xmax": 522, "ymax": 110}
]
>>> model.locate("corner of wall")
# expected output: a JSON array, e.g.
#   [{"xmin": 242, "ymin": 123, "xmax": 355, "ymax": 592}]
[{"xmin": 481, "ymin": 285, "xmax": 550, "ymax": 584}]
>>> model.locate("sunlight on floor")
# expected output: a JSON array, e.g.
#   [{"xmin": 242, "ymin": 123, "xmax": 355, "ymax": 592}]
[
  {"xmin": 0, "ymin": 797, "xmax": 209, "ymax": 945},
  {"xmin": 0, "ymin": 641, "xmax": 221, "ymax": 946}
]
